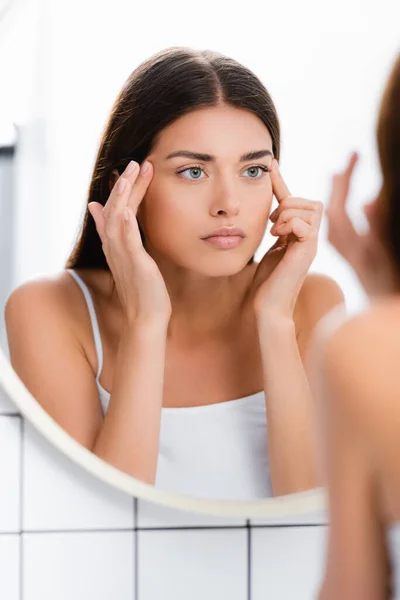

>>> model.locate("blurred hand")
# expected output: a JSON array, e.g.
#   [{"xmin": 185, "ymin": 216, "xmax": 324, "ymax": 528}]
[{"xmin": 325, "ymin": 152, "xmax": 397, "ymax": 297}]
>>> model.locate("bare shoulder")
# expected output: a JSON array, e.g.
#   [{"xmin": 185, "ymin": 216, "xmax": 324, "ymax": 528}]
[
  {"xmin": 297, "ymin": 272, "xmax": 346, "ymax": 322},
  {"xmin": 322, "ymin": 296, "xmax": 400, "ymax": 369},
  {"xmin": 295, "ymin": 272, "xmax": 346, "ymax": 358},
  {"xmin": 5, "ymin": 270, "xmax": 77, "ymax": 320},
  {"xmin": 4, "ymin": 270, "xmax": 104, "ymax": 448},
  {"xmin": 319, "ymin": 296, "xmax": 400, "ymax": 416},
  {"xmin": 5, "ymin": 268, "xmax": 110, "ymax": 333},
  {"xmin": 5, "ymin": 270, "xmax": 90, "ymax": 340}
]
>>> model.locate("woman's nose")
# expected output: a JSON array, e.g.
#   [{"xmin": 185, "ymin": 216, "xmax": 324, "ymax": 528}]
[{"xmin": 209, "ymin": 184, "xmax": 240, "ymax": 217}]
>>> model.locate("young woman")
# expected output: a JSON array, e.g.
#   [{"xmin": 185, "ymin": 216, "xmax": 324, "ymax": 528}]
[
  {"xmin": 4, "ymin": 46, "xmax": 344, "ymax": 500},
  {"xmin": 313, "ymin": 51, "xmax": 400, "ymax": 599}
]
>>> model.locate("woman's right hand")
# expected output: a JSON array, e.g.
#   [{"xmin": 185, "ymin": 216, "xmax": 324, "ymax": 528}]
[
  {"xmin": 88, "ymin": 160, "xmax": 172, "ymax": 323},
  {"xmin": 325, "ymin": 152, "xmax": 398, "ymax": 298}
]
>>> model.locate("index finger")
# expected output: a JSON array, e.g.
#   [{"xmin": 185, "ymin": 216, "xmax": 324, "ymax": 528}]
[
  {"xmin": 329, "ymin": 151, "xmax": 359, "ymax": 211},
  {"xmin": 270, "ymin": 159, "xmax": 291, "ymax": 203},
  {"xmin": 127, "ymin": 160, "xmax": 154, "ymax": 214},
  {"xmin": 103, "ymin": 160, "xmax": 139, "ymax": 218}
]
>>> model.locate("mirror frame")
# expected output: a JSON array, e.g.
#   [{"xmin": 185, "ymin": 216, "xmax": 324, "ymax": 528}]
[{"xmin": 0, "ymin": 345, "xmax": 326, "ymax": 518}]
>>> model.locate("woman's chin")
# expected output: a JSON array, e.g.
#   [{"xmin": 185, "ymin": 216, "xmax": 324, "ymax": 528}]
[{"xmin": 194, "ymin": 253, "xmax": 254, "ymax": 277}]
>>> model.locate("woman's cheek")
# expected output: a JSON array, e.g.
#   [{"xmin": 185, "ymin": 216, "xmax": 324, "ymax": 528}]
[
  {"xmin": 253, "ymin": 190, "xmax": 273, "ymax": 220},
  {"xmin": 250, "ymin": 201, "xmax": 273, "ymax": 241}
]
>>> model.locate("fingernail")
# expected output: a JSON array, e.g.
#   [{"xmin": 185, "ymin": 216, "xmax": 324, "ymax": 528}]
[
  {"xmin": 141, "ymin": 161, "xmax": 151, "ymax": 174},
  {"xmin": 124, "ymin": 160, "xmax": 137, "ymax": 175}
]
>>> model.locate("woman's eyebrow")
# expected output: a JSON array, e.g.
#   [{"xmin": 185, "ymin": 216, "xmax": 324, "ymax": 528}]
[{"xmin": 165, "ymin": 149, "xmax": 273, "ymax": 162}]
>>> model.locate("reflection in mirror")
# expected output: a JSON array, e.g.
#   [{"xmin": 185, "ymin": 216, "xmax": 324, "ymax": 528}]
[{"xmin": 2, "ymin": 47, "xmax": 346, "ymax": 501}]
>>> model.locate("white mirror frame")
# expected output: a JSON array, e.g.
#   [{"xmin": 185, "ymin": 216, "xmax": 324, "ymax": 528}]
[{"xmin": 0, "ymin": 345, "xmax": 326, "ymax": 518}]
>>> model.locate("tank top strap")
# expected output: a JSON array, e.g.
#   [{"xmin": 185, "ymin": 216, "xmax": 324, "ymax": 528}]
[{"xmin": 66, "ymin": 269, "xmax": 104, "ymax": 380}]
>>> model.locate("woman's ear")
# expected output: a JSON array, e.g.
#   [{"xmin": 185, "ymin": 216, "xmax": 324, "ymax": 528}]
[{"xmin": 109, "ymin": 169, "xmax": 120, "ymax": 193}]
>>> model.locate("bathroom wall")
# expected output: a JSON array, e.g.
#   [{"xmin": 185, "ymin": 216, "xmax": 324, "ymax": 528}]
[
  {"xmin": 0, "ymin": 385, "xmax": 328, "ymax": 600},
  {"xmin": 0, "ymin": 144, "xmax": 15, "ymax": 351}
]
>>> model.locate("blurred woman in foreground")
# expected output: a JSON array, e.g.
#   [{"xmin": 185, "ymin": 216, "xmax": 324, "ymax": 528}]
[{"xmin": 314, "ymin": 51, "xmax": 400, "ymax": 600}]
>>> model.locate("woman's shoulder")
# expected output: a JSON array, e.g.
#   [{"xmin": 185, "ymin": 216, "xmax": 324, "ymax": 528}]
[
  {"xmin": 5, "ymin": 270, "xmax": 76, "ymax": 314},
  {"xmin": 322, "ymin": 294, "xmax": 400, "ymax": 355},
  {"xmin": 297, "ymin": 272, "xmax": 346, "ymax": 320},
  {"xmin": 6, "ymin": 268, "xmax": 111, "ymax": 307},
  {"xmin": 4, "ymin": 268, "xmax": 111, "ymax": 341},
  {"xmin": 316, "ymin": 295, "xmax": 400, "ymax": 415},
  {"xmin": 293, "ymin": 272, "xmax": 346, "ymax": 359}
]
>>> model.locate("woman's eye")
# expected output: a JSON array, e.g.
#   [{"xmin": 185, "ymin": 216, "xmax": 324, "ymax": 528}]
[
  {"xmin": 176, "ymin": 164, "xmax": 270, "ymax": 181},
  {"xmin": 177, "ymin": 166, "xmax": 206, "ymax": 180},
  {"xmin": 243, "ymin": 165, "xmax": 269, "ymax": 179}
]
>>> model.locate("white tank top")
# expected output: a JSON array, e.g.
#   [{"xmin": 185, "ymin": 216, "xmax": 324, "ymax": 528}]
[
  {"xmin": 66, "ymin": 269, "xmax": 272, "ymax": 499},
  {"xmin": 389, "ymin": 522, "xmax": 400, "ymax": 599}
]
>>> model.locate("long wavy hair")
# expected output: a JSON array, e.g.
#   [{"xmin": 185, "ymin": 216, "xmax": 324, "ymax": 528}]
[
  {"xmin": 65, "ymin": 46, "xmax": 281, "ymax": 283},
  {"xmin": 375, "ymin": 51, "xmax": 400, "ymax": 274}
]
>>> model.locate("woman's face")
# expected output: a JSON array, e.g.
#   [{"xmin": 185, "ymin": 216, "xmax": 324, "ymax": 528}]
[{"xmin": 139, "ymin": 104, "xmax": 275, "ymax": 277}]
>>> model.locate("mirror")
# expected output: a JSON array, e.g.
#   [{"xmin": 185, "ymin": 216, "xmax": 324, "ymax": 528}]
[
  {"xmin": 2, "ymin": 17, "xmax": 386, "ymax": 514},
  {"xmin": 0, "ymin": 341, "xmax": 328, "ymax": 518}
]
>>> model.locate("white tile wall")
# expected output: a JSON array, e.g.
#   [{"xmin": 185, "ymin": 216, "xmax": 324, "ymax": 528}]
[
  {"xmin": 252, "ymin": 526, "xmax": 328, "ymax": 599},
  {"xmin": 0, "ymin": 534, "xmax": 20, "ymax": 600},
  {"xmin": 0, "ymin": 405, "xmax": 328, "ymax": 600},
  {"xmin": 22, "ymin": 421, "xmax": 134, "ymax": 531},
  {"xmin": 250, "ymin": 508, "xmax": 328, "ymax": 527},
  {"xmin": 23, "ymin": 531, "xmax": 135, "ymax": 600},
  {"xmin": 138, "ymin": 528, "xmax": 248, "ymax": 600},
  {"xmin": 0, "ymin": 416, "xmax": 21, "ymax": 532},
  {"xmin": 137, "ymin": 496, "xmax": 246, "ymax": 528}
]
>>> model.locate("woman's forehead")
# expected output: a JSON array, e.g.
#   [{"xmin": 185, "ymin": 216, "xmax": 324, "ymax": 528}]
[{"xmin": 152, "ymin": 106, "xmax": 273, "ymax": 157}]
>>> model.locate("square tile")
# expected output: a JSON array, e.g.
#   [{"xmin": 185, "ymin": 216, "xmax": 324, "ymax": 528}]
[
  {"xmin": 0, "ymin": 534, "xmax": 20, "ymax": 600},
  {"xmin": 252, "ymin": 526, "xmax": 328, "ymax": 600},
  {"xmin": 0, "ymin": 416, "xmax": 21, "ymax": 532},
  {"xmin": 23, "ymin": 531, "xmax": 134, "ymax": 600},
  {"xmin": 0, "ymin": 384, "xmax": 19, "ymax": 415},
  {"xmin": 23, "ymin": 421, "xmax": 134, "ymax": 530},
  {"xmin": 139, "ymin": 528, "xmax": 247, "ymax": 600},
  {"xmin": 137, "ymin": 498, "xmax": 246, "ymax": 528}
]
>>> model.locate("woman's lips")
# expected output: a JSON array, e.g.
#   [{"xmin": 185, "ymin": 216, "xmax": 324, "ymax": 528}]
[{"xmin": 202, "ymin": 235, "xmax": 244, "ymax": 249}]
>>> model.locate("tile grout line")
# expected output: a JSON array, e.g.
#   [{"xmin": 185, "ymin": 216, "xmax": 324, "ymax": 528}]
[
  {"xmin": 0, "ymin": 522, "xmax": 327, "ymax": 535},
  {"xmin": 0, "ymin": 412, "xmax": 20, "ymax": 418},
  {"xmin": 134, "ymin": 498, "xmax": 139, "ymax": 600},
  {"xmin": 19, "ymin": 416, "xmax": 24, "ymax": 600},
  {"xmin": 246, "ymin": 520, "xmax": 252, "ymax": 600}
]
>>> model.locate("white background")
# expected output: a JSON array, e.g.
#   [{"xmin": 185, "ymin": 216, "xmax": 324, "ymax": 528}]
[{"xmin": 1, "ymin": 0, "xmax": 399, "ymax": 314}]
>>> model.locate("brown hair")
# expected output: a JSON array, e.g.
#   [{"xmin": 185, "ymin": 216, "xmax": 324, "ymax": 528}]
[
  {"xmin": 65, "ymin": 46, "xmax": 280, "ymax": 276},
  {"xmin": 375, "ymin": 51, "xmax": 400, "ymax": 272}
]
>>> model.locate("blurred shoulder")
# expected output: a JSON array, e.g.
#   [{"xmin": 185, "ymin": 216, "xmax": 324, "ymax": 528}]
[
  {"xmin": 319, "ymin": 295, "xmax": 400, "ymax": 412},
  {"xmin": 323, "ymin": 295, "xmax": 400, "ymax": 360}
]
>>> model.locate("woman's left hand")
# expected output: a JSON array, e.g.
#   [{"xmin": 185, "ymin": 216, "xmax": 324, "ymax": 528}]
[{"xmin": 251, "ymin": 159, "xmax": 323, "ymax": 321}]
